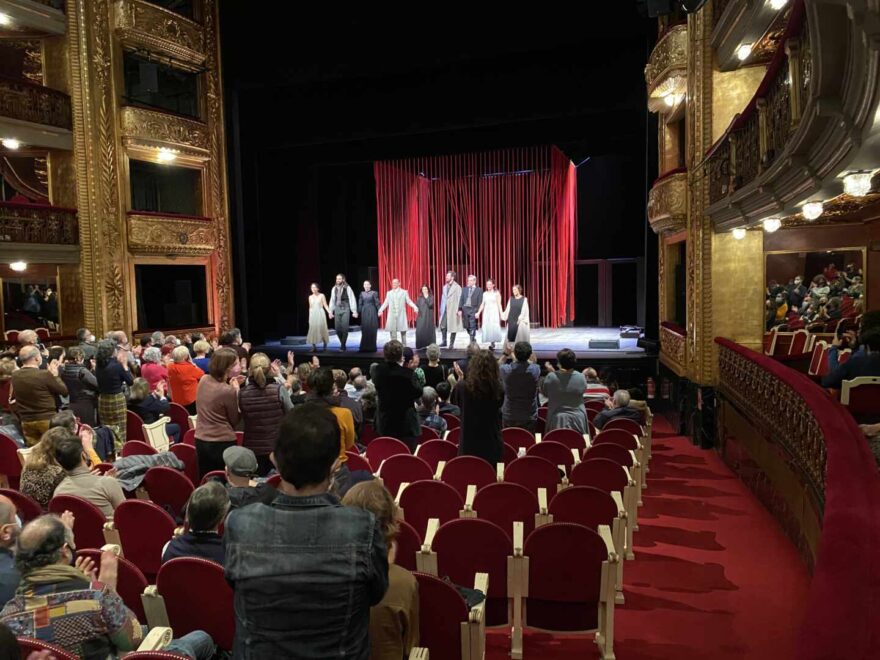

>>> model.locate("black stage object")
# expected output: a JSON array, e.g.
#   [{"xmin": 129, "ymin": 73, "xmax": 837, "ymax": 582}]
[{"xmin": 589, "ymin": 339, "xmax": 621, "ymax": 349}]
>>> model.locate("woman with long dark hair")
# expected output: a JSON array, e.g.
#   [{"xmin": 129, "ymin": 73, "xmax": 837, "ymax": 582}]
[
  {"xmin": 454, "ymin": 349, "xmax": 504, "ymax": 465},
  {"xmin": 95, "ymin": 339, "xmax": 132, "ymax": 451},
  {"xmin": 415, "ymin": 285, "xmax": 435, "ymax": 349}
]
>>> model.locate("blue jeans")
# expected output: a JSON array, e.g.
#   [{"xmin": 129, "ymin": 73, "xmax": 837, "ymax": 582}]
[
  {"xmin": 166, "ymin": 422, "xmax": 181, "ymax": 444},
  {"xmin": 164, "ymin": 630, "xmax": 215, "ymax": 659}
]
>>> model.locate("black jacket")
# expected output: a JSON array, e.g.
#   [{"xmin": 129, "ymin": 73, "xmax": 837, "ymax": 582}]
[
  {"xmin": 460, "ymin": 285, "xmax": 483, "ymax": 312},
  {"xmin": 370, "ymin": 361, "xmax": 422, "ymax": 440}
]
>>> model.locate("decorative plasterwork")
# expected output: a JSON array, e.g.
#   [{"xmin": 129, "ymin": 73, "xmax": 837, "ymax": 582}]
[
  {"xmin": 127, "ymin": 213, "xmax": 216, "ymax": 254},
  {"xmin": 648, "ymin": 171, "xmax": 688, "ymax": 235},
  {"xmin": 113, "ymin": 0, "xmax": 206, "ymax": 68},
  {"xmin": 0, "ymin": 76, "xmax": 71, "ymax": 130},
  {"xmin": 659, "ymin": 324, "xmax": 687, "ymax": 376},
  {"xmin": 0, "ymin": 203, "xmax": 78, "ymax": 244},
  {"xmin": 645, "ymin": 24, "xmax": 688, "ymax": 113},
  {"xmin": 119, "ymin": 105, "xmax": 210, "ymax": 158}
]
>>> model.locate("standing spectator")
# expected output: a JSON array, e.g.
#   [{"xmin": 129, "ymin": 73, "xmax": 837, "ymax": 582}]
[
  {"xmin": 593, "ymin": 390, "xmax": 644, "ymax": 430},
  {"xmin": 220, "ymin": 328, "xmax": 250, "ymax": 364},
  {"xmin": 453, "ymin": 350, "xmax": 503, "ymax": 465},
  {"xmin": 10, "ymin": 346, "xmax": 66, "ymax": 446},
  {"xmin": 0, "ymin": 496, "xmax": 19, "ymax": 607},
  {"xmin": 15, "ymin": 331, "xmax": 46, "ymax": 369},
  {"xmin": 333, "ymin": 369, "xmax": 363, "ymax": 436},
  {"xmin": 435, "ymin": 381, "xmax": 460, "ymax": 417},
  {"xmin": 307, "ymin": 368, "xmax": 356, "ymax": 467},
  {"xmin": 224, "ymin": 404, "xmax": 388, "ymax": 658},
  {"xmin": 371, "ymin": 341, "xmax": 422, "ymax": 451},
  {"xmin": 140, "ymin": 347, "xmax": 168, "ymax": 393},
  {"xmin": 167, "ymin": 345, "xmax": 204, "ymax": 415},
  {"xmin": 499, "ymin": 341, "xmax": 540, "ymax": 431},
  {"xmin": 192, "ymin": 339, "xmax": 212, "ymax": 374},
  {"xmin": 76, "ymin": 328, "xmax": 98, "ymax": 361},
  {"xmin": 543, "ymin": 349, "xmax": 588, "ymax": 434},
  {"xmin": 94, "ymin": 340, "xmax": 132, "ymax": 450},
  {"xmin": 162, "ymin": 482, "xmax": 229, "ymax": 565},
  {"xmin": 239, "ymin": 353, "xmax": 291, "ymax": 477},
  {"xmin": 53, "ymin": 437, "xmax": 124, "ymax": 518},
  {"xmin": 127, "ymin": 378, "xmax": 180, "ymax": 443},
  {"xmin": 151, "ymin": 331, "xmax": 165, "ymax": 347},
  {"xmin": 421, "ymin": 344, "xmax": 446, "ymax": 389},
  {"xmin": 60, "ymin": 347, "xmax": 98, "ymax": 427},
  {"xmin": 194, "ymin": 348, "xmax": 242, "ymax": 477},
  {"xmin": 417, "ymin": 387, "xmax": 447, "ymax": 436}
]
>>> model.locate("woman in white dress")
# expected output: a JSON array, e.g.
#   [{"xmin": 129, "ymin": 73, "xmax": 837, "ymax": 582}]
[
  {"xmin": 306, "ymin": 283, "xmax": 331, "ymax": 352},
  {"xmin": 501, "ymin": 283, "xmax": 531, "ymax": 350},
  {"xmin": 476, "ymin": 278, "xmax": 504, "ymax": 350}
]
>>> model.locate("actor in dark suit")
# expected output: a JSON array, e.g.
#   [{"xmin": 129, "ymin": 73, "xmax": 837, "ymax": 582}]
[
  {"xmin": 369, "ymin": 339, "xmax": 423, "ymax": 450},
  {"xmin": 459, "ymin": 275, "xmax": 483, "ymax": 344}
]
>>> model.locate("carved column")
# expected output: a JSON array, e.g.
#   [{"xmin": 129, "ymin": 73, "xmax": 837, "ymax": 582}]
[{"xmin": 786, "ymin": 38, "xmax": 802, "ymax": 126}]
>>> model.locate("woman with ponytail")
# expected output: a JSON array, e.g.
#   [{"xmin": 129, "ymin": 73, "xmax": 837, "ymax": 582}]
[{"xmin": 238, "ymin": 352, "xmax": 293, "ymax": 476}]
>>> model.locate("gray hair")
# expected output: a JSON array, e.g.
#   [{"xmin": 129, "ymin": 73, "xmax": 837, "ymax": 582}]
[
  {"xmin": 171, "ymin": 345, "xmax": 191, "ymax": 363},
  {"xmin": 426, "ymin": 344, "xmax": 440, "ymax": 361},
  {"xmin": 17, "ymin": 330, "xmax": 37, "ymax": 346},
  {"xmin": 185, "ymin": 481, "xmax": 230, "ymax": 532},
  {"xmin": 142, "ymin": 347, "xmax": 162, "ymax": 364},
  {"xmin": 421, "ymin": 386, "xmax": 438, "ymax": 411},
  {"xmin": 18, "ymin": 345, "xmax": 41, "ymax": 364},
  {"xmin": 353, "ymin": 375, "xmax": 367, "ymax": 390},
  {"xmin": 151, "ymin": 331, "xmax": 165, "ymax": 345},
  {"xmin": 613, "ymin": 389, "xmax": 631, "ymax": 408}
]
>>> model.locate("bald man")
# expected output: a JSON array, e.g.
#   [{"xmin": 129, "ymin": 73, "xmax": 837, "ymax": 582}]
[{"xmin": 0, "ymin": 496, "xmax": 20, "ymax": 606}]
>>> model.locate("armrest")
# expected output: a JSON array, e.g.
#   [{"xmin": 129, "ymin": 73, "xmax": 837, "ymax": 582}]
[
  {"xmin": 140, "ymin": 585, "xmax": 170, "ymax": 629},
  {"xmin": 570, "ymin": 448, "xmax": 581, "ymax": 465},
  {"xmin": 611, "ymin": 490, "xmax": 626, "ymax": 517},
  {"xmin": 464, "ymin": 485, "xmax": 476, "ymax": 511},
  {"xmin": 496, "ymin": 463, "xmax": 505, "ymax": 482},
  {"xmin": 137, "ymin": 626, "xmax": 173, "ymax": 651},
  {"xmin": 622, "ymin": 465, "xmax": 635, "ymax": 486},
  {"xmin": 582, "ymin": 433, "xmax": 591, "ymax": 448},
  {"xmin": 534, "ymin": 433, "xmax": 542, "ymax": 443},
  {"xmin": 423, "ymin": 518, "xmax": 440, "ymax": 551},
  {"xmin": 628, "ymin": 450, "xmax": 639, "ymax": 469},
  {"xmin": 557, "ymin": 464, "xmax": 567, "ymax": 477},
  {"xmin": 395, "ymin": 482, "xmax": 409, "ymax": 507},
  {"xmin": 409, "ymin": 647, "xmax": 430, "ymax": 660},
  {"xmin": 434, "ymin": 461, "xmax": 446, "ymax": 480},
  {"xmin": 102, "ymin": 522, "xmax": 121, "ymax": 550},
  {"xmin": 469, "ymin": 572, "xmax": 489, "ymax": 623},
  {"xmin": 537, "ymin": 488, "xmax": 548, "ymax": 515},
  {"xmin": 597, "ymin": 524, "xmax": 617, "ymax": 561},
  {"xmin": 101, "ymin": 544, "xmax": 121, "ymax": 555},
  {"xmin": 173, "ymin": 526, "xmax": 184, "ymax": 537},
  {"xmin": 513, "ymin": 521, "xmax": 524, "ymax": 557}
]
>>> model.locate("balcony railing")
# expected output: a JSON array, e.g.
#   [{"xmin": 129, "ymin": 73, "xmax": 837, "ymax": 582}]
[
  {"xmin": 645, "ymin": 23, "xmax": 688, "ymax": 113},
  {"xmin": 0, "ymin": 75, "xmax": 72, "ymax": 131},
  {"xmin": 0, "ymin": 201, "xmax": 78, "ymax": 244},
  {"xmin": 647, "ymin": 168, "xmax": 687, "ymax": 235},
  {"xmin": 659, "ymin": 321, "xmax": 686, "ymax": 373}
]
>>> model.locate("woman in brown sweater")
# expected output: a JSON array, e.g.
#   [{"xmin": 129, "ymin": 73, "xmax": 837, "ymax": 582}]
[{"xmin": 194, "ymin": 348, "xmax": 242, "ymax": 478}]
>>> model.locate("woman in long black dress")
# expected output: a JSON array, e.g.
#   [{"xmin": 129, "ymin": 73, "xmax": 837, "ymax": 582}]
[
  {"xmin": 415, "ymin": 285, "xmax": 436, "ymax": 349},
  {"xmin": 453, "ymin": 349, "xmax": 504, "ymax": 465},
  {"xmin": 358, "ymin": 280, "xmax": 381, "ymax": 352}
]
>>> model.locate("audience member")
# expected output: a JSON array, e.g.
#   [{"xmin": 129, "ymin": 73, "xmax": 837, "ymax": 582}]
[
  {"xmin": 371, "ymin": 340, "xmax": 423, "ymax": 451},
  {"xmin": 10, "ymin": 346, "xmax": 66, "ymax": 446},
  {"xmin": 21, "ymin": 427, "xmax": 83, "ymax": 509},
  {"xmin": 421, "ymin": 344, "xmax": 446, "ymax": 389},
  {"xmin": 290, "ymin": 376, "xmax": 308, "ymax": 406},
  {"xmin": 239, "ymin": 353, "xmax": 292, "ymax": 476},
  {"xmin": 168, "ymin": 345, "xmax": 205, "ymax": 414},
  {"xmin": 403, "ymin": 348, "xmax": 425, "ymax": 388},
  {"xmin": 162, "ymin": 481, "xmax": 229, "ymax": 565},
  {"xmin": 140, "ymin": 347, "xmax": 168, "ymax": 392},
  {"xmin": 224, "ymin": 403, "xmax": 388, "ymax": 657},
  {"xmin": 53, "ymin": 436, "xmax": 124, "ymax": 517},
  {"xmin": 193, "ymin": 340, "xmax": 212, "ymax": 374},
  {"xmin": 346, "ymin": 368, "xmax": 364, "ymax": 399},
  {"xmin": 342, "ymin": 480, "xmax": 419, "ymax": 660},
  {"xmin": 151, "ymin": 331, "xmax": 165, "ymax": 347},
  {"xmin": 194, "ymin": 348, "xmax": 242, "ymax": 477},
  {"xmin": 60, "ymin": 347, "xmax": 98, "ymax": 426},
  {"xmin": 127, "ymin": 377, "xmax": 180, "ymax": 444},
  {"xmin": 307, "ymin": 368, "xmax": 356, "ymax": 469},
  {"xmin": 582, "ymin": 367, "xmax": 610, "ymax": 401},
  {"xmin": 220, "ymin": 328, "xmax": 250, "ymax": 363},
  {"xmin": 95, "ymin": 340, "xmax": 132, "ymax": 449},
  {"xmin": 435, "ymin": 381, "xmax": 460, "ymax": 417},
  {"xmin": 593, "ymin": 389, "xmax": 644, "ymax": 430},
  {"xmin": 0, "ymin": 496, "xmax": 20, "ymax": 606},
  {"xmin": 417, "ymin": 387, "xmax": 447, "ymax": 435},
  {"xmin": 543, "ymin": 349, "xmax": 588, "ymax": 434},
  {"xmin": 222, "ymin": 446, "xmax": 278, "ymax": 509},
  {"xmin": 76, "ymin": 328, "xmax": 97, "ymax": 361},
  {"xmin": 15, "ymin": 331, "xmax": 45, "ymax": 369},
  {"xmin": 333, "ymin": 368, "xmax": 363, "ymax": 435},
  {"xmin": 499, "ymin": 341, "xmax": 540, "ymax": 431},
  {"xmin": 454, "ymin": 350, "xmax": 503, "ymax": 465},
  {"xmin": 822, "ymin": 325, "xmax": 880, "ymax": 423}
]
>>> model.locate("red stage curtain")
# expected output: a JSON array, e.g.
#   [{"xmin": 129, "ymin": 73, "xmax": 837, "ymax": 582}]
[{"xmin": 374, "ymin": 146, "xmax": 576, "ymax": 328}]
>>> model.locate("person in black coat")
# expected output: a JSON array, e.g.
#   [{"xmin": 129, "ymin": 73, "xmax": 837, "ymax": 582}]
[
  {"xmin": 127, "ymin": 377, "xmax": 181, "ymax": 443},
  {"xmin": 459, "ymin": 275, "xmax": 483, "ymax": 344},
  {"xmin": 369, "ymin": 340, "xmax": 423, "ymax": 451}
]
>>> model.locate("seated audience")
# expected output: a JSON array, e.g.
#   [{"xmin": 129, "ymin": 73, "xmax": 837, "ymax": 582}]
[
  {"xmin": 582, "ymin": 367, "xmax": 610, "ymax": 401},
  {"xmin": 224, "ymin": 403, "xmax": 388, "ymax": 657},
  {"xmin": 167, "ymin": 345, "xmax": 205, "ymax": 415},
  {"xmin": 239, "ymin": 353, "xmax": 292, "ymax": 476},
  {"xmin": 349, "ymin": 374, "xmax": 370, "ymax": 404},
  {"xmin": 435, "ymin": 381, "xmax": 460, "ymax": 417},
  {"xmin": 50, "ymin": 411, "xmax": 104, "ymax": 465},
  {"xmin": 127, "ymin": 377, "xmax": 180, "ymax": 444},
  {"xmin": 345, "ymin": 368, "xmax": 364, "ymax": 400},
  {"xmin": 290, "ymin": 376, "xmax": 308, "ymax": 406},
  {"xmin": 417, "ymin": 387, "xmax": 448, "ymax": 435},
  {"xmin": 627, "ymin": 387, "xmax": 649, "ymax": 421},
  {"xmin": 422, "ymin": 344, "xmax": 446, "ymax": 389},
  {"xmin": 0, "ymin": 359, "xmax": 13, "ymax": 415},
  {"xmin": 194, "ymin": 348, "xmax": 242, "ymax": 477},
  {"xmin": 342, "ymin": 480, "xmax": 419, "ymax": 660},
  {"xmin": 371, "ymin": 340, "xmax": 422, "ymax": 451},
  {"xmin": 822, "ymin": 325, "xmax": 880, "ymax": 423},
  {"xmin": 60, "ymin": 346, "xmax": 98, "ymax": 426},
  {"xmin": 543, "ymin": 349, "xmax": 588, "ymax": 434},
  {"xmin": 140, "ymin": 347, "xmax": 168, "ymax": 392},
  {"xmin": 222, "ymin": 446, "xmax": 278, "ymax": 509},
  {"xmin": 20, "ymin": 427, "xmax": 74, "ymax": 509},
  {"xmin": 162, "ymin": 481, "xmax": 229, "ymax": 565},
  {"xmin": 453, "ymin": 350, "xmax": 503, "ymax": 465},
  {"xmin": 192, "ymin": 340, "xmax": 212, "ymax": 374},
  {"xmin": 10, "ymin": 346, "xmax": 67, "ymax": 446},
  {"xmin": 53, "ymin": 437, "xmax": 124, "ymax": 518},
  {"xmin": 307, "ymin": 368, "xmax": 356, "ymax": 465},
  {"xmin": 593, "ymin": 389, "xmax": 644, "ymax": 430},
  {"xmin": 499, "ymin": 341, "xmax": 540, "ymax": 431},
  {"xmin": 1, "ymin": 515, "xmax": 215, "ymax": 659},
  {"xmin": 0, "ymin": 495, "xmax": 20, "ymax": 606},
  {"xmin": 333, "ymin": 368, "xmax": 363, "ymax": 436}
]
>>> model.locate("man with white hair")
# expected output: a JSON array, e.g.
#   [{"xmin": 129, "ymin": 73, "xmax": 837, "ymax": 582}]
[
  {"xmin": 10, "ymin": 345, "xmax": 66, "ymax": 446},
  {"xmin": 378, "ymin": 278, "xmax": 419, "ymax": 345},
  {"xmin": 593, "ymin": 389, "xmax": 644, "ymax": 430}
]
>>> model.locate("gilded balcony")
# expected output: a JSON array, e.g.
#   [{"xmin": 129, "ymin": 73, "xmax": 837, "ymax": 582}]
[
  {"xmin": 119, "ymin": 106, "xmax": 210, "ymax": 160},
  {"xmin": 114, "ymin": 0, "xmax": 206, "ymax": 68},
  {"xmin": 647, "ymin": 169, "xmax": 687, "ymax": 235},
  {"xmin": 659, "ymin": 322, "xmax": 686, "ymax": 376},
  {"xmin": 645, "ymin": 24, "xmax": 687, "ymax": 113},
  {"xmin": 127, "ymin": 212, "xmax": 216, "ymax": 255},
  {"xmin": 0, "ymin": 75, "xmax": 72, "ymax": 149},
  {"xmin": 0, "ymin": 201, "xmax": 78, "ymax": 256}
]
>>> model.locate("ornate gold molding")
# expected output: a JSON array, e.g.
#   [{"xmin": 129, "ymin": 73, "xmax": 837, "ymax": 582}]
[
  {"xmin": 660, "ymin": 324, "xmax": 687, "ymax": 376},
  {"xmin": 127, "ymin": 213, "xmax": 216, "ymax": 254},
  {"xmin": 0, "ymin": 76, "xmax": 71, "ymax": 129},
  {"xmin": 0, "ymin": 202, "xmax": 78, "ymax": 244},
  {"xmin": 648, "ymin": 171, "xmax": 688, "ymax": 234},
  {"xmin": 113, "ymin": 0, "xmax": 205, "ymax": 68},
  {"xmin": 645, "ymin": 24, "xmax": 688, "ymax": 111},
  {"xmin": 119, "ymin": 105, "xmax": 209, "ymax": 156}
]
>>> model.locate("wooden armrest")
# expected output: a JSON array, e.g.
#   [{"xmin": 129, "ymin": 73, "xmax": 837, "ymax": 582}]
[
  {"xmin": 409, "ymin": 647, "xmax": 430, "ymax": 660},
  {"xmin": 434, "ymin": 461, "xmax": 446, "ymax": 480},
  {"xmin": 622, "ymin": 465, "xmax": 634, "ymax": 486},
  {"xmin": 102, "ymin": 522, "xmax": 121, "ymax": 550},
  {"xmin": 173, "ymin": 526, "xmax": 185, "ymax": 537},
  {"xmin": 140, "ymin": 585, "xmax": 169, "ymax": 629},
  {"xmin": 102, "ymin": 522, "xmax": 115, "ymax": 532},
  {"xmin": 101, "ymin": 544, "xmax": 121, "ymax": 555},
  {"xmin": 557, "ymin": 464, "xmax": 567, "ymax": 477},
  {"xmin": 597, "ymin": 524, "xmax": 617, "ymax": 561},
  {"xmin": 423, "ymin": 518, "xmax": 440, "ymax": 551},
  {"xmin": 628, "ymin": 450, "xmax": 639, "ymax": 468},
  {"xmin": 464, "ymin": 485, "xmax": 476, "ymax": 511},
  {"xmin": 534, "ymin": 433, "xmax": 542, "ymax": 443},
  {"xmin": 469, "ymin": 572, "xmax": 489, "ymax": 623},
  {"xmin": 582, "ymin": 433, "xmax": 591, "ymax": 447},
  {"xmin": 395, "ymin": 482, "xmax": 409, "ymax": 506},
  {"xmin": 537, "ymin": 487, "xmax": 548, "ymax": 515},
  {"xmin": 611, "ymin": 490, "xmax": 626, "ymax": 517},
  {"xmin": 513, "ymin": 521, "xmax": 524, "ymax": 557},
  {"xmin": 496, "ymin": 463, "xmax": 504, "ymax": 482},
  {"xmin": 376, "ymin": 459, "xmax": 386, "ymax": 475},
  {"xmin": 137, "ymin": 626, "xmax": 173, "ymax": 651},
  {"xmin": 570, "ymin": 448, "xmax": 581, "ymax": 465}
]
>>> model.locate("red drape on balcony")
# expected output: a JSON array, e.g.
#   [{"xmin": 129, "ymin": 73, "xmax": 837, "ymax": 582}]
[{"xmin": 374, "ymin": 146, "xmax": 577, "ymax": 328}]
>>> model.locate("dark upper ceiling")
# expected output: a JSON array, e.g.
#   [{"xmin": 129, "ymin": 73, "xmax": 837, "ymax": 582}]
[{"xmin": 219, "ymin": 4, "xmax": 656, "ymax": 165}]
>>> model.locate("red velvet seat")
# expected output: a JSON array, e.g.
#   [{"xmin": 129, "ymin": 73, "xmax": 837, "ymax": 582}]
[
  {"xmin": 0, "ymin": 433, "xmax": 22, "ymax": 490},
  {"xmin": 126, "ymin": 409, "xmax": 146, "ymax": 443},
  {"xmin": 473, "ymin": 482, "xmax": 538, "ymax": 538},
  {"xmin": 445, "ymin": 427, "xmax": 461, "ymax": 446},
  {"xmin": 16, "ymin": 637, "xmax": 77, "ymax": 660},
  {"xmin": 413, "ymin": 571, "xmax": 473, "ymax": 659},
  {"xmin": 441, "ymin": 455, "xmax": 496, "ymax": 499},
  {"xmin": 585, "ymin": 400, "xmax": 606, "ymax": 413},
  {"xmin": 543, "ymin": 428, "xmax": 588, "ymax": 452},
  {"xmin": 549, "ymin": 486, "xmax": 618, "ymax": 531},
  {"xmin": 344, "ymin": 451, "xmax": 372, "ymax": 473},
  {"xmin": 0, "ymin": 487, "xmax": 41, "ymax": 522},
  {"xmin": 841, "ymin": 377, "xmax": 880, "ymax": 420},
  {"xmin": 592, "ymin": 428, "xmax": 639, "ymax": 452},
  {"xmin": 432, "ymin": 518, "xmax": 512, "ymax": 626},
  {"xmin": 527, "ymin": 440, "xmax": 576, "ymax": 473},
  {"xmin": 182, "ymin": 428, "xmax": 197, "ymax": 446},
  {"xmin": 584, "ymin": 442, "xmax": 635, "ymax": 469},
  {"xmin": 365, "ymin": 436, "xmax": 411, "ymax": 472},
  {"xmin": 441, "ymin": 413, "xmax": 461, "ymax": 430},
  {"xmin": 420, "ymin": 425, "xmax": 441, "ymax": 443},
  {"xmin": 113, "ymin": 499, "xmax": 176, "ymax": 581},
  {"xmin": 378, "ymin": 454, "xmax": 433, "ymax": 497},
  {"xmin": 398, "ymin": 480, "xmax": 463, "ymax": 538},
  {"xmin": 199, "ymin": 470, "xmax": 227, "ymax": 485},
  {"xmin": 570, "ymin": 458, "xmax": 629, "ymax": 493},
  {"xmin": 537, "ymin": 406, "xmax": 548, "ymax": 420},
  {"xmin": 154, "ymin": 557, "xmax": 235, "ymax": 651},
  {"xmin": 122, "ymin": 440, "xmax": 157, "ymax": 458},
  {"xmin": 169, "ymin": 443, "xmax": 199, "ymax": 486},
  {"xmin": 504, "ymin": 455, "xmax": 560, "ymax": 497},
  {"xmin": 76, "ymin": 548, "xmax": 148, "ymax": 621},
  {"xmin": 602, "ymin": 417, "xmax": 643, "ymax": 436},
  {"xmin": 93, "ymin": 462, "xmax": 115, "ymax": 475},
  {"xmin": 534, "ymin": 417, "xmax": 545, "ymax": 434},
  {"xmin": 502, "ymin": 442, "xmax": 517, "ymax": 466},
  {"xmin": 267, "ymin": 474, "xmax": 281, "ymax": 487},
  {"xmin": 235, "ymin": 431, "xmax": 244, "ymax": 446},
  {"xmin": 360, "ymin": 422, "xmax": 380, "ymax": 447},
  {"xmin": 0, "ymin": 380, "xmax": 9, "ymax": 413},
  {"xmin": 167, "ymin": 401, "xmax": 190, "ymax": 435},
  {"xmin": 142, "ymin": 466, "xmax": 194, "ymax": 520},
  {"xmin": 395, "ymin": 519, "xmax": 422, "ymax": 572},
  {"xmin": 501, "ymin": 427, "xmax": 535, "ymax": 450},
  {"xmin": 120, "ymin": 653, "xmax": 190, "ymax": 660},
  {"xmin": 48, "ymin": 495, "xmax": 107, "ymax": 550},
  {"xmin": 415, "ymin": 439, "xmax": 458, "ymax": 471},
  {"xmin": 586, "ymin": 408, "xmax": 599, "ymax": 423}
]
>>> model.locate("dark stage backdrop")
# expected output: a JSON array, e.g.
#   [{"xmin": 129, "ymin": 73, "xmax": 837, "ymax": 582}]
[{"xmin": 374, "ymin": 147, "xmax": 576, "ymax": 328}]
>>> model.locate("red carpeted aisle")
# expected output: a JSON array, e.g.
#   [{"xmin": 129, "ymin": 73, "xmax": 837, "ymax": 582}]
[{"xmin": 486, "ymin": 416, "xmax": 811, "ymax": 659}]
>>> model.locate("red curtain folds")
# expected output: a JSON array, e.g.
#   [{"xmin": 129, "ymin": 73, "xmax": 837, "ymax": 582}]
[{"xmin": 374, "ymin": 146, "xmax": 576, "ymax": 328}]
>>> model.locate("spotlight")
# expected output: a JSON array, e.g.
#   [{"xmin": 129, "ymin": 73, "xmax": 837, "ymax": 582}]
[
  {"xmin": 664, "ymin": 94, "xmax": 676, "ymax": 107},
  {"xmin": 802, "ymin": 201, "xmax": 823, "ymax": 220},
  {"xmin": 9, "ymin": 261, "xmax": 27, "ymax": 272},
  {"xmin": 737, "ymin": 44, "xmax": 753, "ymax": 61},
  {"xmin": 157, "ymin": 147, "xmax": 177, "ymax": 163},
  {"xmin": 732, "ymin": 227, "xmax": 746, "ymax": 240},
  {"xmin": 1, "ymin": 138, "xmax": 21, "ymax": 150},
  {"xmin": 763, "ymin": 217, "xmax": 782, "ymax": 233},
  {"xmin": 0, "ymin": 13, "xmax": 10, "ymax": 27},
  {"xmin": 769, "ymin": 0, "xmax": 787, "ymax": 9},
  {"xmin": 843, "ymin": 171, "xmax": 873, "ymax": 197}
]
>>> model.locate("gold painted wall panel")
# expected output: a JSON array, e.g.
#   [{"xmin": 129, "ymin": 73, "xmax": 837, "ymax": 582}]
[
  {"xmin": 119, "ymin": 106, "xmax": 209, "ymax": 153},
  {"xmin": 711, "ymin": 63, "xmax": 766, "ymax": 143},
  {"xmin": 58, "ymin": 262, "xmax": 84, "ymax": 335},
  {"xmin": 114, "ymin": 0, "xmax": 205, "ymax": 66},
  {"xmin": 127, "ymin": 214, "xmax": 216, "ymax": 254},
  {"xmin": 711, "ymin": 230, "xmax": 764, "ymax": 353}
]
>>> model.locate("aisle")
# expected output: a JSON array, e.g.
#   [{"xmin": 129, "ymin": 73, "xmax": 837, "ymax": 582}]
[{"xmin": 486, "ymin": 417, "xmax": 811, "ymax": 659}]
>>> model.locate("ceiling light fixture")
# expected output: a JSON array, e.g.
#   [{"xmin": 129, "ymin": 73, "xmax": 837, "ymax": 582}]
[
  {"xmin": 9, "ymin": 261, "xmax": 27, "ymax": 272},
  {"xmin": 843, "ymin": 171, "xmax": 874, "ymax": 197},
  {"xmin": 157, "ymin": 147, "xmax": 177, "ymax": 163},
  {"xmin": 1, "ymin": 138, "xmax": 21, "ymax": 150},
  {"xmin": 0, "ymin": 13, "xmax": 11, "ymax": 27},
  {"xmin": 802, "ymin": 201, "xmax": 823, "ymax": 220},
  {"xmin": 763, "ymin": 217, "xmax": 782, "ymax": 233},
  {"xmin": 769, "ymin": 0, "xmax": 788, "ymax": 9},
  {"xmin": 736, "ymin": 44, "xmax": 753, "ymax": 61},
  {"xmin": 732, "ymin": 227, "xmax": 747, "ymax": 240}
]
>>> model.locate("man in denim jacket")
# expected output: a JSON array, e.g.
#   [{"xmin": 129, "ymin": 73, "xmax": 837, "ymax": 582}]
[{"xmin": 225, "ymin": 403, "xmax": 389, "ymax": 659}]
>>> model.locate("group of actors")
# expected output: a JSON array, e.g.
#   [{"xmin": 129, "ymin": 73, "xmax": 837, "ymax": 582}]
[{"xmin": 306, "ymin": 271, "xmax": 531, "ymax": 353}]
